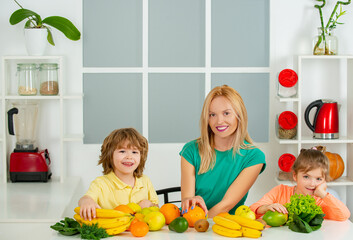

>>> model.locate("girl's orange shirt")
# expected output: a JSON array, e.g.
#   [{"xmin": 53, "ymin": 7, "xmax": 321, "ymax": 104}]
[{"xmin": 250, "ymin": 184, "xmax": 350, "ymax": 221}]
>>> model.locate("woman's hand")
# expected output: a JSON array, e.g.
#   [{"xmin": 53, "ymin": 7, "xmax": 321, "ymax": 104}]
[
  {"xmin": 78, "ymin": 196, "xmax": 101, "ymax": 221},
  {"xmin": 181, "ymin": 196, "xmax": 208, "ymax": 216},
  {"xmin": 138, "ymin": 199, "xmax": 158, "ymax": 209},
  {"xmin": 314, "ymin": 181, "xmax": 328, "ymax": 199}
]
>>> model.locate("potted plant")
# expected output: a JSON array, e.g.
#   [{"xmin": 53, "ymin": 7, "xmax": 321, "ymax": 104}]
[
  {"xmin": 313, "ymin": 0, "xmax": 351, "ymax": 55},
  {"xmin": 9, "ymin": 0, "xmax": 81, "ymax": 55}
]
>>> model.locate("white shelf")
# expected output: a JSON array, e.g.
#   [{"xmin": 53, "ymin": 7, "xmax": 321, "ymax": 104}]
[
  {"xmin": 276, "ymin": 55, "xmax": 353, "ymax": 207},
  {"xmin": 0, "ymin": 56, "xmax": 83, "ymax": 183},
  {"xmin": 275, "ymin": 176, "xmax": 353, "ymax": 187},
  {"xmin": 276, "ymin": 96, "xmax": 299, "ymax": 103}
]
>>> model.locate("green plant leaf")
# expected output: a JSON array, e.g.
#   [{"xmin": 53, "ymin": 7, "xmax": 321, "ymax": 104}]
[
  {"xmin": 45, "ymin": 27, "xmax": 55, "ymax": 46},
  {"xmin": 42, "ymin": 16, "xmax": 81, "ymax": 41},
  {"xmin": 9, "ymin": 8, "xmax": 41, "ymax": 26}
]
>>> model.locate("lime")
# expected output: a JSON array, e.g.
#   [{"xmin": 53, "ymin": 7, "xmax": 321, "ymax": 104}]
[{"xmin": 263, "ymin": 210, "xmax": 288, "ymax": 227}]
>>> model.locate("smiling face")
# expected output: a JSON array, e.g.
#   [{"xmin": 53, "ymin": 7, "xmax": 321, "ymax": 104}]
[
  {"xmin": 113, "ymin": 142, "xmax": 141, "ymax": 178},
  {"xmin": 208, "ymin": 96, "xmax": 238, "ymax": 143},
  {"xmin": 293, "ymin": 168, "xmax": 325, "ymax": 196}
]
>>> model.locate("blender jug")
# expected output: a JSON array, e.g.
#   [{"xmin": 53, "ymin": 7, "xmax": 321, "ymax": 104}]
[{"xmin": 8, "ymin": 101, "xmax": 39, "ymax": 151}]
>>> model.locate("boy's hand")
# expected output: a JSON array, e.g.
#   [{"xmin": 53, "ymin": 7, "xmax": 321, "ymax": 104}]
[
  {"xmin": 138, "ymin": 199, "xmax": 157, "ymax": 209},
  {"xmin": 78, "ymin": 196, "xmax": 101, "ymax": 221},
  {"xmin": 314, "ymin": 181, "xmax": 328, "ymax": 199}
]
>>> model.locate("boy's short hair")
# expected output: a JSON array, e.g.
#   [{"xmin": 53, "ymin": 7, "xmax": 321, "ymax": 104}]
[
  {"xmin": 292, "ymin": 148, "xmax": 330, "ymax": 181},
  {"xmin": 98, "ymin": 128, "xmax": 148, "ymax": 178}
]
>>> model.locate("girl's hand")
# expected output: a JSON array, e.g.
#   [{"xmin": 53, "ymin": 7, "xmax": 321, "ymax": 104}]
[
  {"xmin": 181, "ymin": 196, "xmax": 208, "ymax": 216},
  {"xmin": 78, "ymin": 196, "xmax": 101, "ymax": 221},
  {"xmin": 314, "ymin": 181, "xmax": 328, "ymax": 199},
  {"xmin": 138, "ymin": 199, "xmax": 157, "ymax": 209},
  {"xmin": 266, "ymin": 203, "xmax": 288, "ymax": 214}
]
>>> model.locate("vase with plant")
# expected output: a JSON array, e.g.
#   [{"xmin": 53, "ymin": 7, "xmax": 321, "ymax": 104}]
[
  {"xmin": 313, "ymin": 0, "xmax": 351, "ymax": 55},
  {"xmin": 9, "ymin": 0, "xmax": 81, "ymax": 55}
]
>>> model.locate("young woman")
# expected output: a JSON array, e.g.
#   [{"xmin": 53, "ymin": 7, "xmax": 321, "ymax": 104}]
[{"xmin": 180, "ymin": 85, "xmax": 266, "ymax": 218}]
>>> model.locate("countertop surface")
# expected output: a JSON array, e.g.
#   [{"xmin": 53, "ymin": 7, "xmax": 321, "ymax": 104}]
[
  {"xmin": 0, "ymin": 176, "xmax": 80, "ymax": 222},
  {"xmin": 50, "ymin": 219, "xmax": 353, "ymax": 240}
]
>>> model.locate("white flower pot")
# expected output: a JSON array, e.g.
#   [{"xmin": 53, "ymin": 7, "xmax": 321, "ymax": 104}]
[{"xmin": 24, "ymin": 28, "xmax": 48, "ymax": 56}]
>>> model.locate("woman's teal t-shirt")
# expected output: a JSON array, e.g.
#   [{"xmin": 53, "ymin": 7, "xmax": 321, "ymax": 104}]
[{"xmin": 179, "ymin": 140, "xmax": 266, "ymax": 214}]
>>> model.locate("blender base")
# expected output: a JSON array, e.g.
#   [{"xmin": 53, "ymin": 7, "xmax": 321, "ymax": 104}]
[{"xmin": 10, "ymin": 171, "xmax": 52, "ymax": 182}]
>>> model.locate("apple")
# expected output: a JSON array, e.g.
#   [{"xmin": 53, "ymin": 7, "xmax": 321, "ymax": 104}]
[{"xmin": 144, "ymin": 211, "xmax": 165, "ymax": 231}]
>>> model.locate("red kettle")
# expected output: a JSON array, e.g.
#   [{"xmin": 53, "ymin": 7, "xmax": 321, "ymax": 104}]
[{"xmin": 304, "ymin": 99, "xmax": 339, "ymax": 139}]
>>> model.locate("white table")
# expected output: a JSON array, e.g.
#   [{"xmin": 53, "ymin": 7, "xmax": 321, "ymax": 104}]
[
  {"xmin": 50, "ymin": 219, "xmax": 353, "ymax": 240},
  {"xmin": 0, "ymin": 177, "xmax": 81, "ymax": 240}
]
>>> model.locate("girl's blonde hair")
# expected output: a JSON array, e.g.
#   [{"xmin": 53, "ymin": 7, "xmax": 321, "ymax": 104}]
[
  {"xmin": 98, "ymin": 128, "xmax": 148, "ymax": 178},
  {"xmin": 197, "ymin": 85, "xmax": 254, "ymax": 174},
  {"xmin": 292, "ymin": 148, "xmax": 330, "ymax": 181}
]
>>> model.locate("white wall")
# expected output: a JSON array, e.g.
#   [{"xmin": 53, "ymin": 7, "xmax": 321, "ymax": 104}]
[{"xmin": 1, "ymin": 0, "xmax": 353, "ymax": 213}]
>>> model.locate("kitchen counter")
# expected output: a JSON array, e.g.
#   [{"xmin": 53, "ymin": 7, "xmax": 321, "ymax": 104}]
[
  {"xmin": 50, "ymin": 219, "xmax": 353, "ymax": 240},
  {"xmin": 0, "ymin": 176, "xmax": 81, "ymax": 240}
]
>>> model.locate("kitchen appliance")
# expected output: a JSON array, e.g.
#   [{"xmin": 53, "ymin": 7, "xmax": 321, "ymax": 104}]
[
  {"xmin": 304, "ymin": 99, "xmax": 339, "ymax": 139},
  {"xmin": 7, "ymin": 101, "xmax": 51, "ymax": 182}
]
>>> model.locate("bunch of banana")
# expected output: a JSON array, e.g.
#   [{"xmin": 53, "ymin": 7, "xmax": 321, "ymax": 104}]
[
  {"xmin": 74, "ymin": 207, "xmax": 133, "ymax": 236},
  {"xmin": 212, "ymin": 214, "xmax": 264, "ymax": 238}
]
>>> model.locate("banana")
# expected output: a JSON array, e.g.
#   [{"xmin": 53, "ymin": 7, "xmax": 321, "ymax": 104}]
[
  {"xmin": 224, "ymin": 214, "xmax": 264, "ymax": 231},
  {"xmin": 105, "ymin": 223, "xmax": 130, "ymax": 236},
  {"xmin": 100, "ymin": 216, "xmax": 133, "ymax": 229},
  {"xmin": 213, "ymin": 216, "xmax": 242, "ymax": 230},
  {"xmin": 74, "ymin": 207, "xmax": 130, "ymax": 218},
  {"xmin": 242, "ymin": 227, "xmax": 262, "ymax": 238},
  {"xmin": 212, "ymin": 224, "xmax": 242, "ymax": 238},
  {"xmin": 73, "ymin": 214, "xmax": 115, "ymax": 225}
]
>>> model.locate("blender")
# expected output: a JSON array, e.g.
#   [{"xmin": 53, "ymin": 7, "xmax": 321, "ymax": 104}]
[{"xmin": 7, "ymin": 101, "xmax": 51, "ymax": 182}]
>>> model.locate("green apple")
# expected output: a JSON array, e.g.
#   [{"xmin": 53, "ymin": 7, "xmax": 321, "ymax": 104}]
[
  {"xmin": 141, "ymin": 207, "xmax": 152, "ymax": 216},
  {"xmin": 149, "ymin": 206, "xmax": 160, "ymax": 212}
]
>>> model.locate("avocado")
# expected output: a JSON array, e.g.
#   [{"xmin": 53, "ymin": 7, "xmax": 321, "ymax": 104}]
[{"xmin": 168, "ymin": 217, "xmax": 189, "ymax": 233}]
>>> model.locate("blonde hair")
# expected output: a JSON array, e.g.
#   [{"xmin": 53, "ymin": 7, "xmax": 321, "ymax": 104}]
[
  {"xmin": 292, "ymin": 148, "xmax": 330, "ymax": 181},
  {"xmin": 197, "ymin": 85, "xmax": 254, "ymax": 174},
  {"xmin": 98, "ymin": 128, "xmax": 148, "ymax": 178}
]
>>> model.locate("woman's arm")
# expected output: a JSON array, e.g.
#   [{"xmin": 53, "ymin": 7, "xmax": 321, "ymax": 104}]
[
  {"xmin": 181, "ymin": 157, "xmax": 208, "ymax": 215},
  {"xmin": 207, "ymin": 164, "xmax": 263, "ymax": 218}
]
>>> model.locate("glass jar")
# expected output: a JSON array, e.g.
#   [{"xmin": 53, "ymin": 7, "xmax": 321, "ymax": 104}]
[
  {"xmin": 39, "ymin": 63, "xmax": 59, "ymax": 95},
  {"xmin": 277, "ymin": 111, "xmax": 298, "ymax": 139},
  {"xmin": 313, "ymin": 27, "xmax": 338, "ymax": 55},
  {"xmin": 313, "ymin": 27, "xmax": 326, "ymax": 55},
  {"xmin": 325, "ymin": 28, "xmax": 338, "ymax": 55},
  {"xmin": 17, "ymin": 63, "xmax": 38, "ymax": 95},
  {"xmin": 277, "ymin": 69, "xmax": 298, "ymax": 98}
]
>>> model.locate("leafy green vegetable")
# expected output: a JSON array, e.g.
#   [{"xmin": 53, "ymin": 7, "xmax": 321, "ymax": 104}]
[
  {"xmin": 51, "ymin": 218, "xmax": 109, "ymax": 239},
  {"xmin": 50, "ymin": 217, "xmax": 80, "ymax": 236},
  {"xmin": 284, "ymin": 194, "xmax": 325, "ymax": 233},
  {"xmin": 79, "ymin": 223, "xmax": 110, "ymax": 240}
]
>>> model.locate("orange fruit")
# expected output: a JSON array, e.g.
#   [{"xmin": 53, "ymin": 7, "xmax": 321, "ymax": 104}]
[
  {"xmin": 182, "ymin": 206, "xmax": 206, "ymax": 227},
  {"xmin": 130, "ymin": 220, "xmax": 149, "ymax": 237},
  {"xmin": 160, "ymin": 203, "xmax": 181, "ymax": 225},
  {"xmin": 114, "ymin": 204, "xmax": 134, "ymax": 214},
  {"xmin": 127, "ymin": 217, "xmax": 140, "ymax": 231}
]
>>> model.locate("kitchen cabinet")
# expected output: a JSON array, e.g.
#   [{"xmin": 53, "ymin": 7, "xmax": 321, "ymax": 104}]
[
  {"xmin": 276, "ymin": 55, "xmax": 353, "ymax": 205},
  {"xmin": 0, "ymin": 56, "xmax": 82, "ymax": 183}
]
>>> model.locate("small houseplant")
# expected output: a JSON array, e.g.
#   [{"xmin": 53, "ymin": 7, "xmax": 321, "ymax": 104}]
[
  {"xmin": 313, "ymin": 0, "xmax": 351, "ymax": 55},
  {"xmin": 9, "ymin": 0, "xmax": 81, "ymax": 47}
]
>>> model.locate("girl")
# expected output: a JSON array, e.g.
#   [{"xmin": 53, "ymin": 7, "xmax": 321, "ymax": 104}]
[
  {"xmin": 250, "ymin": 148, "xmax": 350, "ymax": 221},
  {"xmin": 79, "ymin": 128, "xmax": 159, "ymax": 220},
  {"xmin": 180, "ymin": 85, "xmax": 266, "ymax": 218}
]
